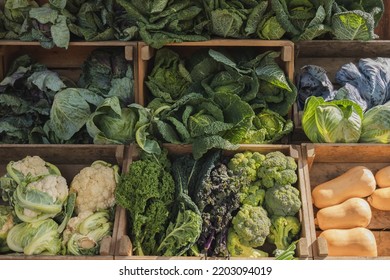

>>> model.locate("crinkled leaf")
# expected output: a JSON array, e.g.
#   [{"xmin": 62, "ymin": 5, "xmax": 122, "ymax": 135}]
[
  {"xmin": 192, "ymin": 135, "xmax": 238, "ymax": 160},
  {"xmin": 332, "ymin": 10, "xmax": 377, "ymax": 40},
  {"xmin": 50, "ymin": 88, "xmax": 104, "ymax": 141}
]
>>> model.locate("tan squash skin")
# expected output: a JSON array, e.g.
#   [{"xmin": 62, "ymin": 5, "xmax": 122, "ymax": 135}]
[
  {"xmin": 312, "ymin": 166, "xmax": 376, "ymax": 208},
  {"xmin": 375, "ymin": 166, "xmax": 390, "ymax": 188},
  {"xmin": 319, "ymin": 227, "xmax": 377, "ymax": 257},
  {"xmin": 315, "ymin": 198, "xmax": 372, "ymax": 230},
  {"xmin": 368, "ymin": 188, "xmax": 390, "ymax": 210}
]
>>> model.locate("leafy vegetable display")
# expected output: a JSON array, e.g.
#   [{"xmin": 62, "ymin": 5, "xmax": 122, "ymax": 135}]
[
  {"xmin": 0, "ymin": 0, "xmax": 385, "ymax": 48},
  {"xmin": 135, "ymin": 47, "xmax": 295, "ymax": 159},
  {"xmin": 0, "ymin": 48, "xmax": 135, "ymax": 145},
  {"xmin": 116, "ymin": 148, "xmax": 302, "ymax": 258},
  {"xmin": 0, "ymin": 155, "xmax": 119, "ymax": 256}
]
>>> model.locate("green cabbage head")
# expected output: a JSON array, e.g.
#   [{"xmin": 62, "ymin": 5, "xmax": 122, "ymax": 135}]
[{"xmin": 302, "ymin": 96, "xmax": 363, "ymax": 143}]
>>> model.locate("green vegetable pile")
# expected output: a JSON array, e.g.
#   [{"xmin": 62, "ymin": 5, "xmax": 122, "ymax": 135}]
[
  {"xmin": 115, "ymin": 148, "xmax": 302, "ymax": 258},
  {"xmin": 0, "ymin": 48, "xmax": 135, "ymax": 144},
  {"xmin": 0, "ymin": 0, "xmax": 385, "ymax": 49},
  {"xmin": 0, "ymin": 155, "xmax": 119, "ymax": 256},
  {"xmin": 134, "ymin": 47, "xmax": 295, "ymax": 159}
]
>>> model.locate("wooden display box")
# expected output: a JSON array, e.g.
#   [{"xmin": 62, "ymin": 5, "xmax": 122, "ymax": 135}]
[
  {"xmin": 0, "ymin": 41, "xmax": 139, "ymax": 103},
  {"xmin": 302, "ymin": 143, "xmax": 390, "ymax": 259},
  {"xmin": 0, "ymin": 144, "xmax": 126, "ymax": 260},
  {"xmin": 114, "ymin": 144, "xmax": 312, "ymax": 260},
  {"xmin": 292, "ymin": 40, "xmax": 390, "ymax": 143}
]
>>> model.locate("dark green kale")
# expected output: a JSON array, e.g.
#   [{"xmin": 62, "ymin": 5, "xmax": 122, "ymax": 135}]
[{"xmin": 115, "ymin": 152, "xmax": 175, "ymax": 256}]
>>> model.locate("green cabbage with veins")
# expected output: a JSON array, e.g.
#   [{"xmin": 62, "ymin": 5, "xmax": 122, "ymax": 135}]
[{"xmin": 302, "ymin": 96, "xmax": 363, "ymax": 143}]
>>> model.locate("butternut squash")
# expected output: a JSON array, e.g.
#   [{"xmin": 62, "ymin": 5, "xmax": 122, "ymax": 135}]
[
  {"xmin": 375, "ymin": 166, "xmax": 390, "ymax": 188},
  {"xmin": 367, "ymin": 188, "xmax": 390, "ymax": 210},
  {"xmin": 319, "ymin": 227, "xmax": 377, "ymax": 257},
  {"xmin": 311, "ymin": 166, "xmax": 376, "ymax": 208},
  {"xmin": 315, "ymin": 198, "xmax": 372, "ymax": 230}
]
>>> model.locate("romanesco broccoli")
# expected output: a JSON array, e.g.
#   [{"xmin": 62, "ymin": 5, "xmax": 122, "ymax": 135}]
[
  {"xmin": 231, "ymin": 204, "xmax": 271, "ymax": 248},
  {"xmin": 267, "ymin": 215, "xmax": 301, "ymax": 250},
  {"xmin": 227, "ymin": 229, "xmax": 268, "ymax": 258},
  {"xmin": 264, "ymin": 185, "xmax": 301, "ymax": 216},
  {"xmin": 228, "ymin": 151, "xmax": 265, "ymax": 182},
  {"xmin": 257, "ymin": 151, "xmax": 297, "ymax": 188}
]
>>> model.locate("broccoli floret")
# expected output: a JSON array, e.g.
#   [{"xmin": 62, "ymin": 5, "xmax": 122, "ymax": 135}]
[
  {"xmin": 227, "ymin": 229, "xmax": 268, "ymax": 258},
  {"xmin": 267, "ymin": 215, "xmax": 301, "ymax": 250},
  {"xmin": 257, "ymin": 151, "xmax": 298, "ymax": 188},
  {"xmin": 231, "ymin": 204, "xmax": 271, "ymax": 248},
  {"xmin": 228, "ymin": 151, "xmax": 265, "ymax": 182},
  {"xmin": 239, "ymin": 181, "xmax": 265, "ymax": 206},
  {"xmin": 265, "ymin": 185, "xmax": 301, "ymax": 216}
]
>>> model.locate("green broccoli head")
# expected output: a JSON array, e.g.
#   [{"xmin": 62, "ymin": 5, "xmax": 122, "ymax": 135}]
[
  {"xmin": 267, "ymin": 215, "xmax": 301, "ymax": 250},
  {"xmin": 239, "ymin": 181, "xmax": 265, "ymax": 207},
  {"xmin": 257, "ymin": 151, "xmax": 298, "ymax": 188},
  {"xmin": 228, "ymin": 151, "xmax": 265, "ymax": 182},
  {"xmin": 231, "ymin": 204, "xmax": 271, "ymax": 248},
  {"xmin": 227, "ymin": 229, "xmax": 268, "ymax": 258},
  {"xmin": 264, "ymin": 185, "xmax": 301, "ymax": 216}
]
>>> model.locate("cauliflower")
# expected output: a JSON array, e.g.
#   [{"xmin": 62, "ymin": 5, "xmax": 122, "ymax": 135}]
[
  {"xmin": 63, "ymin": 210, "xmax": 112, "ymax": 255},
  {"xmin": 62, "ymin": 211, "xmax": 94, "ymax": 244},
  {"xmin": 9, "ymin": 156, "xmax": 61, "ymax": 183},
  {"xmin": 264, "ymin": 185, "xmax": 301, "ymax": 216},
  {"xmin": 0, "ymin": 205, "xmax": 15, "ymax": 253},
  {"xmin": 14, "ymin": 174, "xmax": 69, "ymax": 222},
  {"xmin": 227, "ymin": 229, "xmax": 268, "ymax": 258},
  {"xmin": 231, "ymin": 204, "xmax": 271, "ymax": 248},
  {"xmin": 267, "ymin": 215, "xmax": 301, "ymax": 250},
  {"xmin": 70, "ymin": 161, "xmax": 119, "ymax": 214},
  {"xmin": 28, "ymin": 175, "xmax": 68, "ymax": 203},
  {"xmin": 228, "ymin": 151, "xmax": 265, "ymax": 182},
  {"xmin": 257, "ymin": 151, "xmax": 298, "ymax": 188}
]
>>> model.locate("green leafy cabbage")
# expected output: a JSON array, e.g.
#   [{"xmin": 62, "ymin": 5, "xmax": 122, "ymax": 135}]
[
  {"xmin": 302, "ymin": 96, "xmax": 363, "ymax": 143},
  {"xmin": 360, "ymin": 101, "xmax": 390, "ymax": 143}
]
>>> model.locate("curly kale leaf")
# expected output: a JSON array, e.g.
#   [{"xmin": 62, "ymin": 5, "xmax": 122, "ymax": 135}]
[{"xmin": 115, "ymin": 158, "xmax": 175, "ymax": 255}]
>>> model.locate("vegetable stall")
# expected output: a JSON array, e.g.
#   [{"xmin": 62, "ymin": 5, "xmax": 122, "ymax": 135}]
[{"xmin": 1, "ymin": 0, "xmax": 390, "ymax": 260}]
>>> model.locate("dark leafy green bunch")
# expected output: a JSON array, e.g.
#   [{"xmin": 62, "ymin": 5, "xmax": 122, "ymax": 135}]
[
  {"xmin": 65, "ymin": 0, "xmax": 116, "ymax": 41},
  {"xmin": 78, "ymin": 48, "xmax": 134, "ymax": 106},
  {"xmin": 271, "ymin": 0, "xmax": 334, "ymax": 41},
  {"xmin": 115, "ymin": 0, "xmax": 209, "ymax": 48},
  {"xmin": 0, "ymin": 55, "xmax": 66, "ymax": 144},
  {"xmin": 194, "ymin": 152, "xmax": 242, "ymax": 257},
  {"xmin": 1, "ymin": 0, "xmax": 70, "ymax": 48},
  {"xmin": 203, "ymin": 0, "xmax": 270, "ymax": 38},
  {"xmin": 115, "ymin": 151, "xmax": 175, "ymax": 256}
]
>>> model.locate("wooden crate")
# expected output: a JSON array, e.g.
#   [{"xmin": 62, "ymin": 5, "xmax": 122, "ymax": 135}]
[
  {"xmin": 0, "ymin": 41, "xmax": 139, "ymax": 103},
  {"xmin": 114, "ymin": 144, "xmax": 312, "ymax": 260},
  {"xmin": 137, "ymin": 39, "xmax": 294, "ymax": 107},
  {"xmin": 292, "ymin": 40, "xmax": 390, "ymax": 143},
  {"xmin": 302, "ymin": 143, "xmax": 390, "ymax": 259},
  {"xmin": 0, "ymin": 144, "xmax": 126, "ymax": 260}
]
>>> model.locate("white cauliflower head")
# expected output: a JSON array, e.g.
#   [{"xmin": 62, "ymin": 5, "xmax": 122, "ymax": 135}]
[
  {"xmin": 28, "ymin": 175, "xmax": 69, "ymax": 203},
  {"xmin": 70, "ymin": 161, "xmax": 119, "ymax": 214},
  {"xmin": 11, "ymin": 156, "xmax": 55, "ymax": 177}
]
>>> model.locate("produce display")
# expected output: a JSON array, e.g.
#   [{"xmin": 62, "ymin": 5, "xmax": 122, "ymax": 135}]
[
  {"xmin": 134, "ymin": 47, "xmax": 295, "ymax": 159},
  {"xmin": 0, "ymin": 48, "xmax": 134, "ymax": 144},
  {"xmin": 115, "ymin": 149, "xmax": 302, "ymax": 259},
  {"xmin": 297, "ymin": 57, "xmax": 390, "ymax": 143},
  {"xmin": 310, "ymin": 164, "xmax": 390, "ymax": 257},
  {"xmin": 0, "ymin": 155, "xmax": 119, "ymax": 256},
  {"xmin": 0, "ymin": 0, "xmax": 385, "ymax": 49}
]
